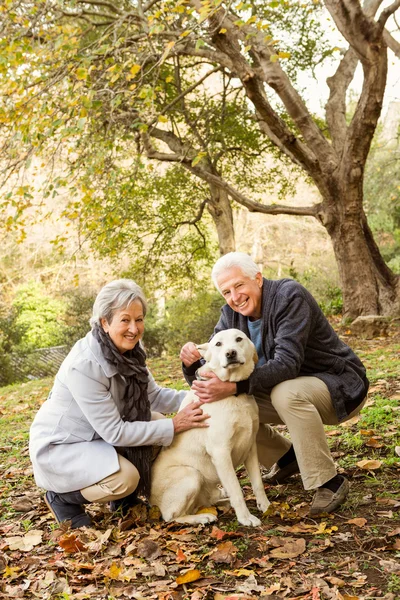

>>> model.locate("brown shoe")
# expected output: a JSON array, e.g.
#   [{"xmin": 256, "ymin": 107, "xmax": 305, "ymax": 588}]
[
  {"xmin": 309, "ymin": 477, "xmax": 349, "ymax": 516},
  {"xmin": 262, "ymin": 459, "xmax": 300, "ymax": 485}
]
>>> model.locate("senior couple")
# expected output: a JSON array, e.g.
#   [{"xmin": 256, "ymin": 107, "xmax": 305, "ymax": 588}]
[{"xmin": 30, "ymin": 252, "xmax": 368, "ymax": 528}]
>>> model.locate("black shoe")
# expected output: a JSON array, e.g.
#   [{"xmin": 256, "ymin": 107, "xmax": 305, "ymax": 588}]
[
  {"xmin": 262, "ymin": 459, "xmax": 300, "ymax": 485},
  {"xmin": 44, "ymin": 491, "xmax": 92, "ymax": 529},
  {"xmin": 110, "ymin": 492, "xmax": 148, "ymax": 516}
]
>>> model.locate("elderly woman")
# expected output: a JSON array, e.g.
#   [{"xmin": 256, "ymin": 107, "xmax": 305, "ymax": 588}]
[{"xmin": 29, "ymin": 279, "xmax": 208, "ymax": 528}]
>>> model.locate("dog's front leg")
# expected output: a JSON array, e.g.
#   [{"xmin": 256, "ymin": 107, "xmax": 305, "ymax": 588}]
[
  {"xmin": 210, "ymin": 450, "xmax": 262, "ymax": 527},
  {"xmin": 244, "ymin": 442, "xmax": 270, "ymax": 513}
]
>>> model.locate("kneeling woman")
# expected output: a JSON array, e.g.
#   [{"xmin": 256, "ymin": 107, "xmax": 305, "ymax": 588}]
[{"xmin": 29, "ymin": 279, "xmax": 208, "ymax": 528}]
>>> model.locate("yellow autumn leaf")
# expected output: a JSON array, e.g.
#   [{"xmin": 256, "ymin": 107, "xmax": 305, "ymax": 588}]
[
  {"xmin": 176, "ymin": 569, "xmax": 202, "ymax": 585},
  {"xmin": 278, "ymin": 51, "xmax": 291, "ymax": 59},
  {"xmin": 106, "ymin": 563, "xmax": 122, "ymax": 580},
  {"xmin": 165, "ymin": 76, "xmax": 173, "ymax": 83},
  {"xmin": 315, "ymin": 522, "xmax": 338, "ymax": 534},
  {"xmin": 196, "ymin": 506, "xmax": 218, "ymax": 516},
  {"xmin": 158, "ymin": 115, "xmax": 168, "ymax": 123},
  {"xmin": 129, "ymin": 64, "xmax": 141, "ymax": 76},
  {"xmin": 219, "ymin": 28, "xmax": 227, "ymax": 34}
]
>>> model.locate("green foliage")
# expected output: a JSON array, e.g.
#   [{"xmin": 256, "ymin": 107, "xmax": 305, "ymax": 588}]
[
  {"xmin": 143, "ymin": 289, "xmax": 224, "ymax": 356},
  {"xmin": 61, "ymin": 290, "xmax": 94, "ymax": 347},
  {"xmin": 364, "ymin": 140, "xmax": 400, "ymax": 272},
  {"xmin": 12, "ymin": 282, "xmax": 68, "ymax": 351}
]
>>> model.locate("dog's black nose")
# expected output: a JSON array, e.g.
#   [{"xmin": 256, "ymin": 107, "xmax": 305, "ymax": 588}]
[{"xmin": 226, "ymin": 349, "xmax": 237, "ymax": 359}]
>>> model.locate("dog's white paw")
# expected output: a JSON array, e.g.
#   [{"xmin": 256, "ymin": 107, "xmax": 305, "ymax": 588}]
[
  {"xmin": 237, "ymin": 513, "xmax": 261, "ymax": 527},
  {"xmin": 257, "ymin": 498, "xmax": 270, "ymax": 513},
  {"xmin": 174, "ymin": 512, "xmax": 218, "ymax": 525},
  {"xmin": 196, "ymin": 513, "xmax": 218, "ymax": 524}
]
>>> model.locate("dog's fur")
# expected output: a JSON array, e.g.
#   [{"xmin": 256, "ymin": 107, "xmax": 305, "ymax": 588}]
[{"xmin": 150, "ymin": 329, "xmax": 270, "ymax": 526}]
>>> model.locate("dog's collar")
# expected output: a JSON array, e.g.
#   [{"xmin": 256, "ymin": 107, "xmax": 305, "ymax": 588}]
[{"xmin": 195, "ymin": 369, "xmax": 208, "ymax": 381}]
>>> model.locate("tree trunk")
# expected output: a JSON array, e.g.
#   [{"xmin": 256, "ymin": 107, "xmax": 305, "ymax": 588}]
[
  {"xmin": 207, "ymin": 183, "xmax": 235, "ymax": 255},
  {"xmin": 326, "ymin": 199, "xmax": 400, "ymax": 318}
]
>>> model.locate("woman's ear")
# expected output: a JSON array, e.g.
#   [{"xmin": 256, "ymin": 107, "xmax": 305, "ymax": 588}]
[{"xmin": 100, "ymin": 318, "xmax": 109, "ymax": 333}]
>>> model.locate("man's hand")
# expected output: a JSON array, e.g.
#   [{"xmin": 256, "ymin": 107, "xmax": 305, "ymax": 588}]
[
  {"xmin": 180, "ymin": 342, "xmax": 201, "ymax": 367},
  {"xmin": 191, "ymin": 372, "xmax": 236, "ymax": 403},
  {"xmin": 172, "ymin": 400, "xmax": 210, "ymax": 433}
]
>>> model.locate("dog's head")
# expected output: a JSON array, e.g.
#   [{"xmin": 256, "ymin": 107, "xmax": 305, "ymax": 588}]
[{"xmin": 196, "ymin": 329, "xmax": 258, "ymax": 383}]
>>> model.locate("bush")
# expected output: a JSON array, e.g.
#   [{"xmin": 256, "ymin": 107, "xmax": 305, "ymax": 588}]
[
  {"xmin": 143, "ymin": 290, "xmax": 224, "ymax": 357},
  {"xmin": 12, "ymin": 281, "xmax": 68, "ymax": 351}
]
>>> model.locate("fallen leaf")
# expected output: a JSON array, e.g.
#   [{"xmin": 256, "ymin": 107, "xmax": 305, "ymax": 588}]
[
  {"xmin": 5, "ymin": 530, "xmax": 43, "ymax": 552},
  {"xmin": 379, "ymin": 559, "xmax": 400, "ymax": 573},
  {"xmin": 210, "ymin": 527, "xmax": 244, "ymax": 541},
  {"xmin": 137, "ymin": 538, "xmax": 162, "ymax": 560},
  {"xmin": 395, "ymin": 446, "xmax": 400, "ymax": 457},
  {"xmin": 365, "ymin": 438, "xmax": 384, "ymax": 448},
  {"xmin": 315, "ymin": 522, "xmax": 338, "ymax": 534},
  {"xmin": 210, "ymin": 541, "xmax": 237, "ymax": 564},
  {"xmin": 270, "ymin": 537, "xmax": 306, "ymax": 559},
  {"xmin": 105, "ymin": 563, "xmax": 122, "ymax": 580},
  {"xmin": 58, "ymin": 533, "xmax": 87, "ymax": 553},
  {"xmin": 176, "ymin": 569, "xmax": 202, "ymax": 585},
  {"xmin": 225, "ymin": 569, "xmax": 256, "ymax": 578},
  {"xmin": 377, "ymin": 498, "xmax": 400, "ymax": 506},
  {"xmin": 325, "ymin": 576, "xmax": 345, "ymax": 586},
  {"xmin": 11, "ymin": 497, "xmax": 34, "ymax": 512},
  {"xmin": 356, "ymin": 459, "xmax": 382, "ymax": 470},
  {"xmin": 196, "ymin": 506, "xmax": 218, "ymax": 517},
  {"xmin": 176, "ymin": 548, "xmax": 187, "ymax": 563},
  {"xmin": 388, "ymin": 527, "xmax": 400, "ymax": 536},
  {"xmin": 347, "ymin": 518, "xmax": 367, "ymax": 527},
  {"xmin": 359, "ymin": 429, "xmax": 375, "ymax": 436}
]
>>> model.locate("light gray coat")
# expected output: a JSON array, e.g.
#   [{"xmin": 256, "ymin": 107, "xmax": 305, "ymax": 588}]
[{"xmin": 29, "ymin": 332, "xmax": 186, "ymax": 493}]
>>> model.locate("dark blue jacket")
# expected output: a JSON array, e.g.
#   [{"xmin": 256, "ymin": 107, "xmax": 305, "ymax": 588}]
[{"xmin": 184, "ymin": 278, "xmax": 368, "ymax": 422}]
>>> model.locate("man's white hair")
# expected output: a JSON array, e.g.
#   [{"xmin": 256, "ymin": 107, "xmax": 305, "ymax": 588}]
[
  {"xmin": 90, "ymin": 279, "xmax": 147, "ymax": 327},
  {"xmin": 211, "ymin": 252, "xmax": 261, "ymax": 291}
]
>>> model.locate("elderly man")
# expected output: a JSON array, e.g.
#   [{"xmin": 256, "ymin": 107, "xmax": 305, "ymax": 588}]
[{"xmin": 180, "ymin": 252, "xmax": 368, "ymax": 516}]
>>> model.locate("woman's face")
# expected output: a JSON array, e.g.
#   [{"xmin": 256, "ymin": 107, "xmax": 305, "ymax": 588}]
[{"xmin": 101, "ymin": 299, "xmax": 145, "ymax": 353}]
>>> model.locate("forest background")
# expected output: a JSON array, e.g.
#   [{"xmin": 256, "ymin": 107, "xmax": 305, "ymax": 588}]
[{"xmin": 0, "ymin": 0, "xmax": 399, "ymax": 385}]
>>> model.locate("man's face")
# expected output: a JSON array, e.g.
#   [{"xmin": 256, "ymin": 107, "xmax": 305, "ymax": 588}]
[{"xmin": 216, "ymin": 266, "xmax": 263, "ymax": 320}]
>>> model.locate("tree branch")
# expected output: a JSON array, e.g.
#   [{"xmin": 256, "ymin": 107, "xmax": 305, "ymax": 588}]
[
  {"xmin": 143, "ymin": 128, "xmax": 319, "ymax": 217},
  {"xmin": 377, "ymin": 0, "xmax": 400, "ymax": 29}
]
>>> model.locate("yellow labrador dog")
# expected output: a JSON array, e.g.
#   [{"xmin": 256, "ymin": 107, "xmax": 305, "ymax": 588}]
[{"xmin": 150, "ymin": 329, "xmax": 270, "ymax": 526}]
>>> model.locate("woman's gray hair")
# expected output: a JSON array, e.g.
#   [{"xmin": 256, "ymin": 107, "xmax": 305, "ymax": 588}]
[
  {"xmin": 211, "ymin": 252, "xmax": 261, "ymax": 291},
  {"xmin": 90, "ymin": 279, "xmax": 147, "ymax": 327}
]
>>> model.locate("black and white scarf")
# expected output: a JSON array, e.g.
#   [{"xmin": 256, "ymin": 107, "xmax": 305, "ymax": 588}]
[{"xmin": 92, "ymin": 323, "xmax": 152, "ymax": 498}]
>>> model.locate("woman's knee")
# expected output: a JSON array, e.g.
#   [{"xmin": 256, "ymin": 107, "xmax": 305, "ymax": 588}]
[{"xmin": 115, "ymin": 456, "xmax": 140, "ymax": 496}]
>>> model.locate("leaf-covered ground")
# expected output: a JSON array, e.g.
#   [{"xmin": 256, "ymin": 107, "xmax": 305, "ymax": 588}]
[{"xmin": 0, "ymin": 321, "xmax": 399, "ymax": 600}]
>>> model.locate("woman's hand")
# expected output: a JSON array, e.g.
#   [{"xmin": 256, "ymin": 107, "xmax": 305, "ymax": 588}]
[
  {"xmin": 172, "ymin": 400, "xmax": 210, "ymax": 433},
  {"xmin": 180, "ymin": 342, "xmax": 201, "ymax": 367},
  {"xmin": 191, "ymin": 372, "xmax": 236, "ymax": 403}
]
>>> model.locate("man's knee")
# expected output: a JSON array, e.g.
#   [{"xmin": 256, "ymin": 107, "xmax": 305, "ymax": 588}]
[{"xmin": 270, "ymin": 379, "xmax": 303, "ymax": 413}]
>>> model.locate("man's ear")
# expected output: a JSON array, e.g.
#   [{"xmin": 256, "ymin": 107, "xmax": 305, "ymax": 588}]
[{"xmin": 196, "ymin": 343, "xmax": 209, "ymax": 358}]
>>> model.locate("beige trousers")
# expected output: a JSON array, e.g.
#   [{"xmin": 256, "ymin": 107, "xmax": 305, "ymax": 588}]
[
  {"xmin": 255, "ymin": 376, "xmax": 365, "ymax": 490},
  {"xmin": 80, "ymin": 411, "xmax": 165, "ymax": 503}
]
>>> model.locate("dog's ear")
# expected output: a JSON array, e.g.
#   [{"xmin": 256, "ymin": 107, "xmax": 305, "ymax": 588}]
[
  {"xmin": 253, "ymin": 347, "xmax": 259, "ymax": 365},
  {"xmin": 196, "ymin": 343, "xmax": 209, "ymax": 358}
]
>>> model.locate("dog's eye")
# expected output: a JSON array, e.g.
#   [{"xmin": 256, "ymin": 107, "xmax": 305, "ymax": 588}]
[
  {"xmin": 215, "ymin": 341, "xmax": 222, "ymax": 347},
  {"xmin": 236, "ymin": 337, "xmax": 243, "ymax": 342}
]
